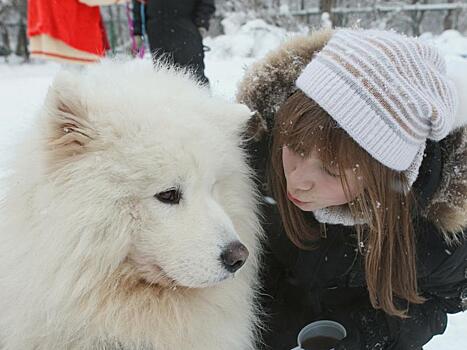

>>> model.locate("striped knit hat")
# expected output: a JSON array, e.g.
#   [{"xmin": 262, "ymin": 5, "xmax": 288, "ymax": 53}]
[{"xmin": 296, "ymin": 29, "xmax": 458, "ymax": 173}]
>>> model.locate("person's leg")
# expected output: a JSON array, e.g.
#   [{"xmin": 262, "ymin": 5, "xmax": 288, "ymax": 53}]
[
  {"xmin": 145, "ymin": 19, "xmax": 209, "ymax": 86},
  {"xmin": 145, "ymin": 20, "xmax": 176, "ymax": 66},
  {"xmin": 191, "ymin": 53, "xmax": 209, "ymax": 87}
]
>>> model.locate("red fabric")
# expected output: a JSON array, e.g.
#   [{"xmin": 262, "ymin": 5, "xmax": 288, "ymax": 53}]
[{"xmin": 28, "ymin": 0, "xmax": 109, "ymax": 56}]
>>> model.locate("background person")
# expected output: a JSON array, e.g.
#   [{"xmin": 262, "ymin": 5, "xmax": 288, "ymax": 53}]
[{"xmin": 132, "ymin": 0, "xmax": 215, "ymax": 85}]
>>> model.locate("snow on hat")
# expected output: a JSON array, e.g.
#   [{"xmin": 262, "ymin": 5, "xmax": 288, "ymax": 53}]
[{"xmin": 296, "ymin": 28, "xmax": 458, "ymax": 172}]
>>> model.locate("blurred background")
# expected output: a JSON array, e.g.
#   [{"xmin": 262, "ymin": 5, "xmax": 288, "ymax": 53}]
[{"xmin": 0, "ymin": 0, "xmax": 466, "ymax": 62}]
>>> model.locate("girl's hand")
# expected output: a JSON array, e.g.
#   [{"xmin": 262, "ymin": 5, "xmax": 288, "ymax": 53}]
[
  {"xmin": 329, "ymin": 297, "xmax": 447, "ymax": 350},
  {"xmin": 329, "ymin": 307, "xmax": 392, "ymax": 350}
]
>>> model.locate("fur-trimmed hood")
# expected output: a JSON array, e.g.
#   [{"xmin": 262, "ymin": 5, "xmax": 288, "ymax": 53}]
[{"xmin": 237, "ymin": 28, "xmax": 467, "ymax": 240}]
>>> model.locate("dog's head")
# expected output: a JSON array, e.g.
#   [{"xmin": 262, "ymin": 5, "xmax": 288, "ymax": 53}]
[{"xmin": 38, "ymin": 60, "xmax": 257, "ymax": 289}]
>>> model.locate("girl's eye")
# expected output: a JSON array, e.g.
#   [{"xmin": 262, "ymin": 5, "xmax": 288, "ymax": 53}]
[
  {"xmin": 154, "ymin": 188, "xmax": 182, "ymax": 204},
  {"xmin": 322, "ymin": 166, "xmax": 340, "ymax": 178}
]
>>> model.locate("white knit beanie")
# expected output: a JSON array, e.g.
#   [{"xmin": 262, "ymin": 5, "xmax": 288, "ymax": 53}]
[
  {"xmin": 296, "ymin": 28, "xmax": 458, "ymax": 172},
  {"xmin": 296, "ymin": 29, "xmax": 458, "ymax": 226}
]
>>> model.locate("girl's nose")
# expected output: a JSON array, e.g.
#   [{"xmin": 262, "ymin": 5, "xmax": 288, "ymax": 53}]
[
  {"xmin": 289, "ymin": 169, "xmax": 314, "ymax": 192},
  {"xmin": 283, "ymin": 146, "xmax": 314, "ymax": 192},
  {"xmin": 289, "ymin": 162, "xmax": 314, "ymax": 192}
]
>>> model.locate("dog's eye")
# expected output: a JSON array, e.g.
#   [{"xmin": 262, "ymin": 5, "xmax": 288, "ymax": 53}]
[{"xmin": 154, "ymin": 188, "xmax": 181, "ymax": 204}]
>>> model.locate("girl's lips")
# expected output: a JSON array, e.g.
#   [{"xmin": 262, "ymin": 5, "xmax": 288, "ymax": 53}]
[{"xmin": 287, "ymin": 192, "xmax": 307, "ymax": 205}]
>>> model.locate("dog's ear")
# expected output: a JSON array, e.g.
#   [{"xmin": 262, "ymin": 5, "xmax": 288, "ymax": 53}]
[{"xmin": 44, "ymin": 70, "xmax": 97, "ymax": 159}]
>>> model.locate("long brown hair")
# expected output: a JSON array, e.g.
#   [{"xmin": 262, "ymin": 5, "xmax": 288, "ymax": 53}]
[{"xmin": 269, "ymin": 90, "xmax": 424, "ymax": 318}]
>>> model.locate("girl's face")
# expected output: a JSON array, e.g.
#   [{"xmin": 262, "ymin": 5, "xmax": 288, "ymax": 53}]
[{"xmin": 282, "ymin": 146, "xmax": 358, "ymax": 211}]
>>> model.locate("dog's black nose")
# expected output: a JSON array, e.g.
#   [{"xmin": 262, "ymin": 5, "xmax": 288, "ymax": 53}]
[{"xmin": 220, "ymin": 241, "xmax": 249, "ymax": 273}]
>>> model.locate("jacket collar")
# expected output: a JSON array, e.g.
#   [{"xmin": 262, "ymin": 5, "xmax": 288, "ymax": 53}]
[{"xmin": 413, "ymin": 140, "xmax": 443, "ymax": 211}]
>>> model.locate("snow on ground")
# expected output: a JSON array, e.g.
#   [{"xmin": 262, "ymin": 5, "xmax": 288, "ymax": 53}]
[
  {"xmin": 421, "ymin": 29, "xmax": 467, "ymax": 58},
  {"xmin": 1, "ymin": 22, "xmax": 467, "ymax": 348},
  {"xmin": 204, "ymin": 18, "xmax": 290, "ymax": 61}
]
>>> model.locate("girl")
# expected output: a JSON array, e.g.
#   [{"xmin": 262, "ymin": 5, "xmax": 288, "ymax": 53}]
[{"xmin": 237, "ymin": 28, "xmax": 467, "ymax": 349}]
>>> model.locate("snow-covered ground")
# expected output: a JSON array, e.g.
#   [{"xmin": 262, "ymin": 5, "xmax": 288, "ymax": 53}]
[{"xmin": 1, "ymin": 22, "xmax": 467, "ymax": 348}]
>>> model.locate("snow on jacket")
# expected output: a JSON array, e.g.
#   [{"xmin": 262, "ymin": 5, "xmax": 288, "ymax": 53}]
[{"xmin": 237, "ymin": 28, "xmax": 467, "ymax": 350}]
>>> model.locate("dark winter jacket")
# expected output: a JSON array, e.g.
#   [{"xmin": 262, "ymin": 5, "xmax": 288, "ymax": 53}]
[
  {"xmin": 237, "ymin": 29, "xmax": 467, "ymax": 350},
  {"xmin": 132, "ymin": 0, "xmax": 215, "ymax": 84}
]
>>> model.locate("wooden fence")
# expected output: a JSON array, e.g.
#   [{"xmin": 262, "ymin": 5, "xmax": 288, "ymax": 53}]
[{"xmin": 287, "ymin": 1, "xmax": 466, "ymax": 34}]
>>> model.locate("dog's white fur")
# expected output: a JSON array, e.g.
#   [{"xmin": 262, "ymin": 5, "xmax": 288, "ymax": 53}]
[{"xmin": 0, "ymin": 60, "xmax": 262, "ymax": 350}]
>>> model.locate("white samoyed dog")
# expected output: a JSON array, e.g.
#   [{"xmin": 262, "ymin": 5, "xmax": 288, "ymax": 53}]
[{"xmin": 0, "ymin": 60, "xmax": 262, "ymax": 350}]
